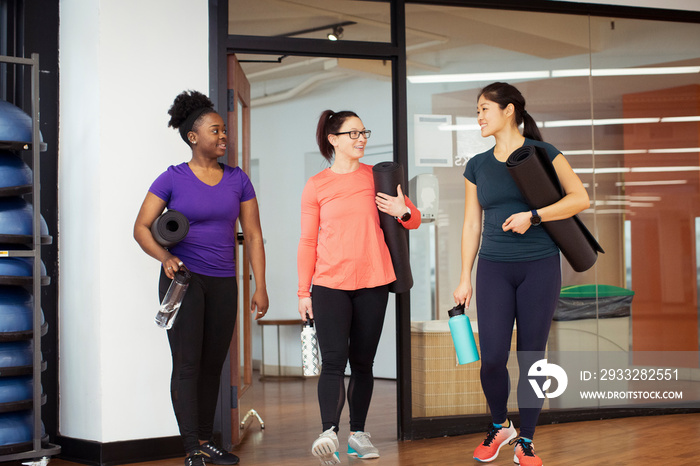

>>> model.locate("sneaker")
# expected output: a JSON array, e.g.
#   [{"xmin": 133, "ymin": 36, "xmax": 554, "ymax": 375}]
[
  {"xmin": 511, "ymin": 437, "xmax": 543, "ymax": 466},
  {"xmin": 473, "ymin": 420, "xmax": 517, "ymax": 462},
  {"xmin": 312, "ymin": 427, "xmax": 341, "ymax": 465},
  {"xmin": 185, "ymin": 452, "xmax": 206, "ymax": 466},
  {"xmin": 347, "ymin": 431, "xmax": 380, "ymax": 459},
  {"xmin": 199, "ymin": 441, "xmax": 240, "ymax": 465}
]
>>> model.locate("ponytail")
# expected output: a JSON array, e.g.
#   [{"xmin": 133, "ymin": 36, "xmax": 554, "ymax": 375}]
[{"xmin": 521, "ymin": 111, "xmax": 543, "ymax": 142}]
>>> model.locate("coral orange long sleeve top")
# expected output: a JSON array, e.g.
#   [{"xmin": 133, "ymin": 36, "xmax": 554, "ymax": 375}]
[{"xmin": 297, "ymin": 163, "xmax": 421, "ymax": 298}]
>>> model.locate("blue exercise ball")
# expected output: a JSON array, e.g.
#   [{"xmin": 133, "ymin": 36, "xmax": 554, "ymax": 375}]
[
  {"xmin": 0, "ymin": 100, "xmax": 45, "ymax": 150},
  {"xmin": 0, "ymin": 197, "xmax": 49, "ymax": 236},
  {"xmin": 0, "ymin": 341, "xmax": 33, "ymax": 368},
  {"xmin": 0, "ymin": 151, "xmax": 32, "ymax": 191},
  {"xmin": 0, "ymin": 376, "xmax": 32, "ymax": 404},
  {"xmin": 0, "ymin": 257, "xmax": 47, "ymax": 277},
  {"xmin": 0, "ymin": 411, "xmax": 44, "ymax": 446},
  {"xmin": 0, "ymin": 286, "xmax": 44, "ymax": 332}
]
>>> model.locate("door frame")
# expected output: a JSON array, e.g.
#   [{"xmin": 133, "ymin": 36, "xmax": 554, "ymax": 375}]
[
  {"xmin": 214, "ymin": 0, "xmax": 414, "ymax": 442},
  {"xmin": 209, "ymin": 0, "xmax": 700, "ymax": 443}
]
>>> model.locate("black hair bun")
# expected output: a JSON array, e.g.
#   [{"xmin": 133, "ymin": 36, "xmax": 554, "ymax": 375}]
[{"xmin": 167, "ymin": 90, "xmax": 214, "ymax": 129}]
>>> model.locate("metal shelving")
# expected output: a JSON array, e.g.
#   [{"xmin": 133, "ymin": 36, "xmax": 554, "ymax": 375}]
[{"xmin": 0, "ymin": 53, "xmax": 60, "ymax": 463}]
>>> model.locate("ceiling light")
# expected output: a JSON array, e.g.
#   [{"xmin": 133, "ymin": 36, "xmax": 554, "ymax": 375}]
[
  {"xmin": 408, "ymin": 71, "xmax": 549, "ymax": 84},
  {"xmin": 408, "ymin": 65, "xmax": 700, "ymax": 84},
  {"xmin": 328, "ymin": 26, "xmax": 344, "ymax": 41},
  {"xmin": 545, "ymin": 117, "xmax": 661, "ymax": 128},
  {"xmin": 552, "ymin": 66, "xmax": 700, "ymax": 77},
  {"xmin": 616, "ymin": 180, "xmax": 688, "ymax": 187},
  {"xmin": 660, "ymin": 116, "xmax": 700, "ymax": 123}
]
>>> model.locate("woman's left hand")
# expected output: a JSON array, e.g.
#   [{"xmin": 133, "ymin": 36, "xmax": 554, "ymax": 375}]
[
  {"xmin": 375, "ymin": 184, "xmax": 408, "ymax": 218},
  {"xmin": 502, "ymin": 211, "xmax": 533, "ymax": 234},
  {"xmin": 251, "ymin": 288, "xmax": 269, "ymax": 321}
]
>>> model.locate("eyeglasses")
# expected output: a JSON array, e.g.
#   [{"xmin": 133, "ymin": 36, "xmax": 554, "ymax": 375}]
[{"xmin": 332, "ymin": 130, "xmax": 371, "ymax": 139}]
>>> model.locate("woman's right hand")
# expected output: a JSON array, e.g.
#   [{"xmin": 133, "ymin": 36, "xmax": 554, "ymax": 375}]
[
  {"xmin": 162, "ymin": 255, "xmax": 184, "ymax": 280},
  {"xmin": 299, "ymin": 297, "xmax": 313, "ymax": 321},
  {"xmin": 453, "ymin": 280, "xmax": 473, "ymax": 308}
]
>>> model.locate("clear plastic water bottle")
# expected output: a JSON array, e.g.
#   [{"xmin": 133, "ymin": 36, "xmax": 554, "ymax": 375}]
[
  {"xmin": 448, "ymin": 303, "xmax": 480, "ymax": 365},
  {"xmin": 155, "ymin": 267, "xmax": 191, "ymax": 330},
  {"xmin": 301, "ymin": 314, "xmax": 320, "ymax": 376}
]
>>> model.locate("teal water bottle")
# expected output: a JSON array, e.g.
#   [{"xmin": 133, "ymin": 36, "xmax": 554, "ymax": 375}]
[{"xmin": 448, "ymin": 303, "xmax": 479, "ymax": 364}]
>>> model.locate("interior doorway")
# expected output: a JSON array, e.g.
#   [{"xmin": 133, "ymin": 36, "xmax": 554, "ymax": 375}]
[{"xmin": 219, "ymin": 52, "xmax": 398, "ymax": 448}]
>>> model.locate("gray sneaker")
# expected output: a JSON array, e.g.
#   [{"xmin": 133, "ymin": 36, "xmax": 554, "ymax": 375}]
[
  {"xmin": 311, "ymin": 427, "xmax": 340, "ymax": 465},
  {"xmin": 347, "ymin": 431, "xmax": 380, "ymax": 459}
]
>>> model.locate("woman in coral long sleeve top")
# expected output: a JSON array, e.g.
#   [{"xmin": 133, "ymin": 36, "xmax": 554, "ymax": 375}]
[{"xmin": 298, "ymin": 110, "xmax": 420, "ymax": 464}]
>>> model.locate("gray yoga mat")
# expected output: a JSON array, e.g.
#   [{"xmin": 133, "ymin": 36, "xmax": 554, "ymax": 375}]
[
  {"xmin": 151, "ymin": 209, "xmax": 190, "ymax": 248},
  {"xmin": 372, "ymin": 162, "xmax": 413, "ymax": 294},
  {"xmin": 506, "ymin": 145, "xmax": 604, "ymax": 272}
]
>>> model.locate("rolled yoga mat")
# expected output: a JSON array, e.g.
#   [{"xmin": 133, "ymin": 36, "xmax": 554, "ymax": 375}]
[
  {"xmin": 506, "ymin": 145, "xmax": 604, "ymax": 273},
  {"xmin": 372, "ymin": 162, "xmax": 413, "ymax": 294},
  {"xmin": 150, "ymin": 209, "xmax": 189, "ymax": 248}
]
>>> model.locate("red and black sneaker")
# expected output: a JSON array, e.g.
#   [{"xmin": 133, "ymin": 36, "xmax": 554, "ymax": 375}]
[
  {"xmin": 510, "ymin": 437, "xmax": 543, "ymax": 466},
  {"xmin": 473, "ymin": 420, "xmax": 517, "ymax": 462}
]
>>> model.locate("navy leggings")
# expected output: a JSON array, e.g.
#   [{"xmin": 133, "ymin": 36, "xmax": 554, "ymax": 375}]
[
  {"xmin": 475, "ymin": 255, "xmax": 561, "ymax": 440},
  {"xmin": 311, "ymin": 285, "xmax": 389, "ymax": 433},
  {"xmin": 159, "ymin": 269, "xmax": 238, "ymax": 453}
]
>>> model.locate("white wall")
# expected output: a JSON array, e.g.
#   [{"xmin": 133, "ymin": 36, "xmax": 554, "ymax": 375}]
[{"xmin": 58, "ymin": 0, "xmax": 209, "ymax": 442}]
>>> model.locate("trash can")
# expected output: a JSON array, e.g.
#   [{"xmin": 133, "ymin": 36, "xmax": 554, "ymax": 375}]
[
  {"xmin": 548, "ymin": 285, "xmax": 635, "ymax": 408},
  {"xmin": 554, "ymin": 284, "xmax": 635, "ymax": 322}
]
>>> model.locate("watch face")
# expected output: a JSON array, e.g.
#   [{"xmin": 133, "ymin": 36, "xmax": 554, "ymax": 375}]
[
  {"xmin": 401, "ymin": 211, "xmax": 411, "ymax": 221},
  {"xmin": 530, "ymin": 215, "xmax": 541, "ymax": 226}
]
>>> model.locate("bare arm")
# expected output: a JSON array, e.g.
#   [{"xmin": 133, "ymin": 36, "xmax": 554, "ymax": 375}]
[
  {"xmin": 133, "ymin": 192, "xmax": 183, "ymax": 279},
  {"xmin": 503, "ymin": 153, "xmax": 590, "ymax": 234},
  {"xmin": 239, "ymin": 197, "xmax": 269, "ymax": 320},
  {"xmin": 453, "ymin": 179, "xmax": 482, "ymax": 307}
]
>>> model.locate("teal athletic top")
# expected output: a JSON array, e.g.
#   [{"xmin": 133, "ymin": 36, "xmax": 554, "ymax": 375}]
[{"xmin": 463, "ymin": 138, "xmax": 561, "ymax": 262}]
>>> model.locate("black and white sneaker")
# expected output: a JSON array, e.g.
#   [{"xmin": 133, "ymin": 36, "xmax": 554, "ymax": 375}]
[
  {"xmin": 199, "ymin": 442, "xmax": 240, "ymax": 465},
  {"xmin": 185, "ymin": 452, "xmax": 206, "ymax": 466}
]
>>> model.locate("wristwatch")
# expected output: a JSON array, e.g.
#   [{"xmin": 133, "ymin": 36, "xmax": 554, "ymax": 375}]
[
  {"xmin": 399, "ymin": 207, "xmax": 411, "ymax": 222},
  {"xmin": 530, "ymin": 209, "xmax": 542, "ymax": 226}
]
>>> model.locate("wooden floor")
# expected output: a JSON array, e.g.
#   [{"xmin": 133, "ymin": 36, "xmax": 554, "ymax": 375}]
[{"xmin": 52, "ymin": 373, "xmax": 700, "ymax": 466}]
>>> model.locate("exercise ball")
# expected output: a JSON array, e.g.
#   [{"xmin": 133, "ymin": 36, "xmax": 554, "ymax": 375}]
[
  {"xmin": 0, "ymin": 99, "xmax": 45, "ymax": 151},
  {"xmin": 0, "ymin": 197, "xmax": 49, "ymax": 236},
  {"xmin": 0, "ymin": 376, "xmax": 32, "ymax": 404},
  {"xmin": 0, "ymin": 197, "xmax": 50, "ymax": 236},
  {"xmin": 0, "ymin": 341, "xmax": 32, "ymax": 368},
  {"xmin": 0, "ymin": 286, "xmax": 44, "ymax": 332},
  {"xmin": 0, "ymin": 411, "xmax": 44, "ymax": 446},
  {"xmin": 0, "ymin": 257, "xmax": 47, "ymax": 277},
  {"xmin": 0, "ymin": 151, "xmax": 32, "ymax": 193}
]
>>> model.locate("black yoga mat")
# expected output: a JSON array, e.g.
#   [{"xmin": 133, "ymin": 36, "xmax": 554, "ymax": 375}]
[
  {"xmin": 506, "ymin": 145, "xmax": 604, "ymax": 272},
  {"xmin": 151, "ymin": 209, "xmax": 190, "ymax": 248},
  {"xmin": 372, "ymin": 162, "xmax": 413, "ymax": 294}
]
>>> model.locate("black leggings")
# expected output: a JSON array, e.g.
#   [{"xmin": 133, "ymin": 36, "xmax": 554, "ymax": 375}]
[
  {"xmin": 475, "ymin": 255, "xmax": 561, "ymax": 440},
  {"xmin": 311, "ymin": 285, "xmax": 389, "ymax": 433},
  {"xmin": 159, "ymin": 269, "xmax": 238, "ymax": 453}
]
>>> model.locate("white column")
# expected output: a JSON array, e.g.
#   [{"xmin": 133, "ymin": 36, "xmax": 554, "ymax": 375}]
[{"xmin": 58, "ymin": 0, "xmax": 209, "ymax": 442}]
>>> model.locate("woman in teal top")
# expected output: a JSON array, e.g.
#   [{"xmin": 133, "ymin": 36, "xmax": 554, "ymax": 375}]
[{"xmin": 453, "ymin": 82, "xmax": 589, "ymax": 466}]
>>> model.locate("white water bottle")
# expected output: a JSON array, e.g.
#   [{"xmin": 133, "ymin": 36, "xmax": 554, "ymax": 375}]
[
  {"xmin": 301, "ymin": 314, "xmax": 320, "ymax": 376},
  {"xmin": 155, "ymin": 267, "xmax": 191, "ymax": 330}
]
